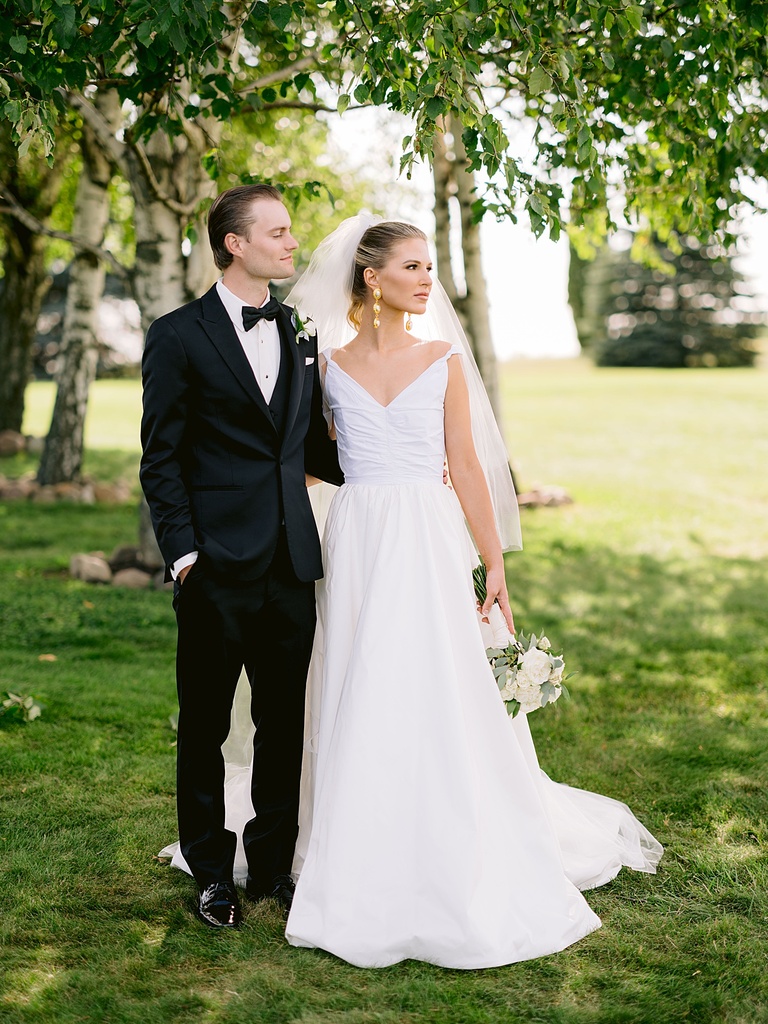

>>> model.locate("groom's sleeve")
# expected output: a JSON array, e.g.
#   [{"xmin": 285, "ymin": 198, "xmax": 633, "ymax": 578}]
[
  {"xmin": 304, "ymin": 333, "xmax": 344, "ymax": 487},
  {"xmin": 140, "ymin": 317, "xmax": 197, "ymax": 571}
]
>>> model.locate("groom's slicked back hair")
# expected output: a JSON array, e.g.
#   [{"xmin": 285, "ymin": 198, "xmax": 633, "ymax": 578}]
[
  {"xmin": 348, "ymin": 221, "xmax": 427, "ymax": 329},
  {"xmin": 208, "ymin": 184, "xmax": 284, "ymax": 270}
]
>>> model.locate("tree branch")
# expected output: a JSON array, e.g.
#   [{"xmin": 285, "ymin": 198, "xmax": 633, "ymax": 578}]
[
  {"xmin": 68, "ymin": 90, "xmax": 205, "ymax": 217},
  {"xmin": 0, "ymin": 182, "xmax": 130, "ymax": 280},
  {"xmin": 234, "ymin": 55, "xmax": 320, "ymax": 97},
  {"xmin": 128, "ymin": 140, "xmax": 202, "ymax": 217},
  {"xmin": 247, "ymin": 99, "xmax": 371, "ymax": 113}
]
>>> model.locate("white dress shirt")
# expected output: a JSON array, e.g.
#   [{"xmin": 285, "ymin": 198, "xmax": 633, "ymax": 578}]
[
  {"xmin": 171, "ymin": 282, "xmax": 283, "ymax": 580},
  {"xmin": 215, "ymin": 279, "xmax": 281, "ymax": 403}
]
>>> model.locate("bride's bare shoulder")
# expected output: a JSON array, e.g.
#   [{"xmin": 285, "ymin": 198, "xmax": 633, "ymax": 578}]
[
  {"xmin": 414, "ymin": 339, "xmax": 453, "ymax": 357},
  {"xmin": 328, "ymin": 339, "xmax": 362, "ymax": 365}
]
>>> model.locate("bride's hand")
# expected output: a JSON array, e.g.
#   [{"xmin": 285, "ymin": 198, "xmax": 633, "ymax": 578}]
[{"xmin": 481, "ymin": 565, "xmax": 515, "ymax": 636}]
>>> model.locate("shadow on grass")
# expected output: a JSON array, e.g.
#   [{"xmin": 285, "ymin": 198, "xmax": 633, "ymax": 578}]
[
  {"xmin": 1, "ymin": 503, "xmax": 767, "ymax": 1023},
  {"xmin": 511, "ymin": 539, "xmax": 768, "ymax": 789}
]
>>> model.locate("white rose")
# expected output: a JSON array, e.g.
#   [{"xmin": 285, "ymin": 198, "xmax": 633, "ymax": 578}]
[
  {"xmin": 513, "ymin": 679, "xmax": 541, "ymax": 713},
  {"xmin": 519, "ymin": 694, "xmax": 542, "ymax": 715},
  {"xmin": 517, "ymin": 647, "xmax": 551, "ymax": 686},
  {"xmin": 499, "ymin": 684, "xmax": 516, "ymax": 703},
  {"xmin": 536, "ymin": 635, "xmax": 551, "ymax": 650}
]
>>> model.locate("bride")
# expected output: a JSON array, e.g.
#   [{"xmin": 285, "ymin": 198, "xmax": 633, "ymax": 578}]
[
  {"xmin": 163, "ymin": 215, "xmax": 662, "ymax": 969},
  {"xmin": 282, "ymin": 216, "xmax": 662, "ymax": 968}
]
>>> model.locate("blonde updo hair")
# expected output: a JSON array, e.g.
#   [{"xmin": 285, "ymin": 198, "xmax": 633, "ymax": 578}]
[{"xmin": 347, "ymin": 221, "xmax": 427, "ymax": 329}]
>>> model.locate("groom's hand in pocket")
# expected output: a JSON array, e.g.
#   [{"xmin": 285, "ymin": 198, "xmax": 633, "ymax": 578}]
[{"xmin": 178, "ymin": 564, "xmax": 193, "ymax": 585}]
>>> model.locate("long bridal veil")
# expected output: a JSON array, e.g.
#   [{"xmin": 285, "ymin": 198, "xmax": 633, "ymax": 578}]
[{"xmin": 286, "ymin": 212, "xmax": 522, "ymax": 553}]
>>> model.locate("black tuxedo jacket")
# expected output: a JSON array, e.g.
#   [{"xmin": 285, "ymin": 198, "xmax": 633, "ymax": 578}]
[{"xmin": 140, "ymin": 285, "xmax": 343, "ymax": 583}]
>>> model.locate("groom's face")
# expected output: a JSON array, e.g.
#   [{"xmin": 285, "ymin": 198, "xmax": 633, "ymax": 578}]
[{"xmin": 229, "ymin": 199, "xmax": 299, "ymax": 283}]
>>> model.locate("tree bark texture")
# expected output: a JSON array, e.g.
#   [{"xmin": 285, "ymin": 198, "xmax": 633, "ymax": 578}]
[
  {"xmin": 450, "ymin": 115, "xmax": 501, "ymax": 423},
  {"xmin": 127, "ymin": 116, "xmax": 220, "ymax": 565},
  {"xmin": 125, "ymin": 116, "xmax": 220, "ymax": 329},
  {"xmin": 37, "ymin": 93, "xmax": 118, "ymax": 485},
  {"xmin": 0, "ymin": 128, "xmax": 68, "ymax": 432},
  {"xmin": 432, "ymin": 124, "xmax": 459, "ymax": 304},
  {"xmin": 0, "ymin": 231, "xmax": 48, "ymax": 432}
]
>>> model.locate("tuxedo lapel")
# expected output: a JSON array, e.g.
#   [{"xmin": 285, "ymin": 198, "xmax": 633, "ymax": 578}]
[
  {"xmin": 278, "ymin": 303, "xmax": 304, "ymax": 443},
  {"xmin": 197, "ymin": 285, "xmax": 276, "ymax": 433}
]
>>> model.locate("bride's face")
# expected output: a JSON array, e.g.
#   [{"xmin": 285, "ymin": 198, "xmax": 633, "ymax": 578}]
[{"xmin": 370, "ymin": 239, "xmax": 433, "ymax": 315}]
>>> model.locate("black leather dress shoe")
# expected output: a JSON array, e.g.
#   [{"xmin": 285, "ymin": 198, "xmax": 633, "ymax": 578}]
[
  {"xmin": 197, "ymin": 881, "xmax": 241, "ymax": 929},
  {"xmin": 244, "ymin": 873, "xmax": 296, "ymax": 911},
  {"xmin": 270, "ymin": 874, "xmax": 295, "ymax": 911}
]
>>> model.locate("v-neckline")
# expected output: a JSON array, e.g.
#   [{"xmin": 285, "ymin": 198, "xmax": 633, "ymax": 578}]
[{"xmin": 328, "ymin": 350, "xmax": 451, "ymax": 409}]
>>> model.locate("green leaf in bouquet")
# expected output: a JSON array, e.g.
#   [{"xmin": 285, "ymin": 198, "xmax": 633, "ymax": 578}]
[
  {"xmin": 472, "ymin": 563, "xmax": 488, "ymax": 604},
  {"xmin": 560, "ymin": 682, "xmax": 571, "ymax": 700},
  {"xmin": 541, "ymin": 682, "xmax": 557, "ymax": 703},
  {"xmin": 507, "ymin": 700, "xmax": 521, "ymax": 718}
]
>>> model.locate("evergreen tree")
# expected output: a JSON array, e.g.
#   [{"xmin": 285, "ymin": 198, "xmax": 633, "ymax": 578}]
[{"xmin": 572, "ymin": 235, "xmax": 761, "ymax": 368}]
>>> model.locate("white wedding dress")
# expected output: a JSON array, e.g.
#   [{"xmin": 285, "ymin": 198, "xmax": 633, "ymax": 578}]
[
  {"xmin": 284, "ymin": 346, "xmax": 661, "ymax": 967},
  {"xmin": 161, "ymin": 343, "xmax": 662, "ymax": 968}
]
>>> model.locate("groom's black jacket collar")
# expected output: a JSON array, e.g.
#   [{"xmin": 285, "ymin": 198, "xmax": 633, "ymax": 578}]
[{"xmin": 197, "ymin": 285, "xmax": 303, "ymax": 441}]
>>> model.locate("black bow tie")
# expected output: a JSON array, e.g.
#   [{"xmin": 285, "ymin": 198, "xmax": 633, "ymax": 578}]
[{"xmin": 241, "ymin": 296, "xmax": 281, "ymax": 331}]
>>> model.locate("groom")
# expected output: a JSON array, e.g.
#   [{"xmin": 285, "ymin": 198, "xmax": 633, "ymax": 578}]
[{"xmin": 140, "ymin": 184, "xmax": 343, "ymax": 929}]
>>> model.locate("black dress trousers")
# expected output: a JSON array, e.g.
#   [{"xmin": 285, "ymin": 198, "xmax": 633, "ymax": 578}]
[{"xmin": 174, "ymin": 530, "xmax": 316, "ymax": 890}]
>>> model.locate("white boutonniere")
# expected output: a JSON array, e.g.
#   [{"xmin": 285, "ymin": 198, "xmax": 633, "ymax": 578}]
[{"xmin": 291, "ymin": 308, "xmax": 315, "ymax": 345}]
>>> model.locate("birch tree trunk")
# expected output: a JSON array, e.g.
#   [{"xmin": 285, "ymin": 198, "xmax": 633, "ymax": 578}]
[
  {"xmin": 432, "ymin": 124, "xmax": 459, "ymax": 304},
  {"xmin": 126, "ymin": 128, "xmax": 215, "ymax": 330},
  {"xmin": 124, "ymin": 123, "xmax": 219, "ymax": 566},
  {"xmin": 37, "ymin": 93, "xmax": 119, "ymax": 485},
  {"xmin": 451, "ymin": 115, "xmax": 501, "ymax": 421}
]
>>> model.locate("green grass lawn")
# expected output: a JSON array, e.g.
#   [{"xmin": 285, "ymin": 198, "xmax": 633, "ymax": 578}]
[{"xmin": 1, "ymin": 363, "xmax": 767, "ymax": 1024}]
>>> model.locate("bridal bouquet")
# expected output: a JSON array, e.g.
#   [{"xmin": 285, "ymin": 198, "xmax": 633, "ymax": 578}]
[{"xmin": 473, "ymin": 563, "xmax": 570, "ymax": 718}]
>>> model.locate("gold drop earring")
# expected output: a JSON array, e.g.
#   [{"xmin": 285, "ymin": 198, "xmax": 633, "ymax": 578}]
[
  {"xmin": 405, "ymin": 313, "xmax": 413, "ymax": 332},
  {"xmin": 373, "ymin": 288, "xmax": 381, "ymax": 329}
]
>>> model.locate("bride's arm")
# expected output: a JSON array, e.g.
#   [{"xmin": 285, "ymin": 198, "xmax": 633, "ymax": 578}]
[{"xmin": 444, "ymin": 355, "xmax": 515, "ymax": 633}]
